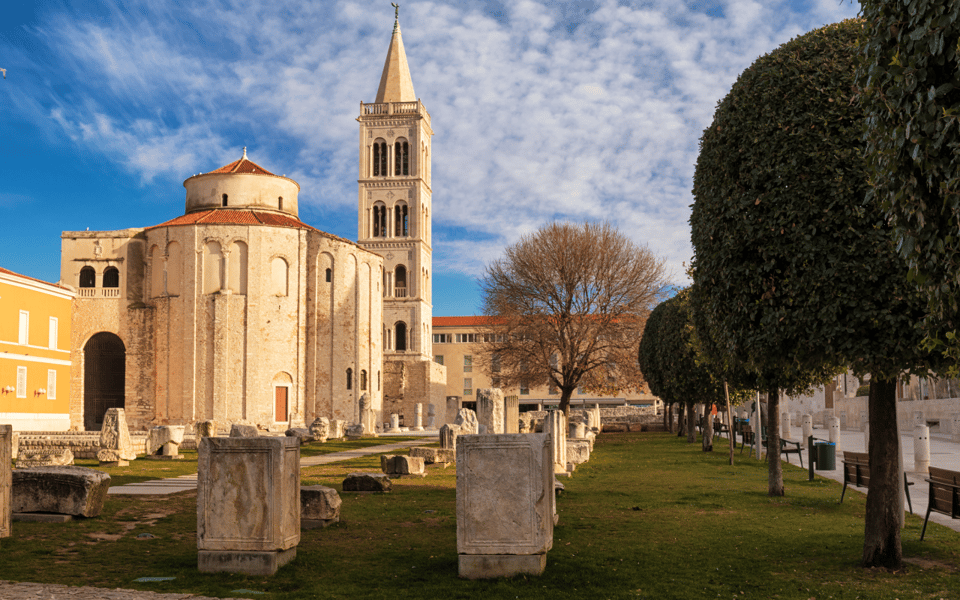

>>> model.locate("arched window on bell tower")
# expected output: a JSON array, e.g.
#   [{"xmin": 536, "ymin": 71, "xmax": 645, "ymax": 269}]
[
  {"xmin": 395, "ymin": 265, "xmax": 407, "ymax": 297},
  {"xmin": 373, "ymin": 203, "xmax": 387, "ymax": 237},
  {"xmin": 394, "ymin": 202, "xmax": 408, "ymax": 237},
  {"xmin": 395, "ymin": 138, "xmax": 409, "ymax": 176},
  {"xmin": 373, "ymin": 139, "xmax": 387, "ymax": 177}
]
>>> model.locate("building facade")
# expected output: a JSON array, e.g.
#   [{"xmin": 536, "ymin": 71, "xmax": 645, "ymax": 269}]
[
  {"xmin": 432, "ymin": 316, "xmax": 660, "ymax": 413},
  {"xmin": 0, "ymin": 267, "xmax": 74, "ymax": 430}
]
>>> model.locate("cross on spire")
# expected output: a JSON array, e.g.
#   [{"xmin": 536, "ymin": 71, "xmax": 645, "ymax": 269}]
[{"xmin": 392, "ymin": 3, "xmax": 400, "ymax": 32}]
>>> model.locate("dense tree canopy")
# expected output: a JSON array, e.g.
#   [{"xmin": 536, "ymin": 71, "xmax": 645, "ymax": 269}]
[
  {"xmin": 859, "ymin": 1, "xmax": 960, "ymax": 368},
  {"xmin": 691, "ymin": 19, "xmax": 931, "ymax": 568}
]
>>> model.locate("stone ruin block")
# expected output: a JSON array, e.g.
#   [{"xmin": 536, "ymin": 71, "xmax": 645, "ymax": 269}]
[
  {"xmin": 98, "ymin": 408, "xmax": 136, "ymax": 465},
  {"xmin": 477, "ymin": 388, "xmax": 505, "ymax": 435},
  {"xmin": 285, "ymin": 428, "xmax": 314, "ymax": 444},
  {"xmin": 12, "ymin": 466, "xmax": 111, "ymax": 517},
  {"xmin": 409, "ymin": 446, "xmax": 455, "ymax": 464},
  {"xmin": 330, "ymin": 419, "xmax": 346, "ymax": 439},
  {"xmin": 195, "ymin": 420, "xmax": 218, "ymax": 438},
  {"xmin": 309, "ymin": 417, "xmax": 330, "ymax": 442},
  {"xmin": 0, "ymin": 426, "xmax": 10, "ymax": 537},
  {"xmin": 17, "ymin": 448, "xmax": 74, "ymax": 468},
  {"xmin": 380, "ymin": 454, "xmax": 426, "ymax": 477},
  {"xmin": 504, "ymin": 396, "xmax": 520, "ymax": 434},
  {"xmin": 412, "ymin": 403, "xmax": 425, "ymax": 431},
  {"xmin": 230, "ymin": 423, "xmax": 259, "ymax": 438},
  {"xmin": 342, "ymin": 472, "xmax": 392, "ymax": 492},
  {"xmin": 566, "ymin": 440, "xmax": 591, "ymax": 466},
  {"xmin": 440, "ymin": 423, "xmax": 461, "ymax": 450},
  {"xmin": 455, "ymin": 408, "xmax": 479, "ymax": 435},
  {"xmin": 543, "ymin": 411, "xmax": 568, "ymax": 476},
  {"xmin": 300, "ymin": 485, "xmax": 341, "ymax": 529},
  {"xmin": 386, "ymin": 413, "xmax": 402, "ymax": 433},
  {"xmin": 146, "ymin": 426, "xmax": 186, "ymax": 459},
  {"xmin": 197, "ymin": 436, "xmax": 300, "ymax": 576},
  {"xmin": 456, "ymin": 434, "xmax": 553, "ymax": 578}
]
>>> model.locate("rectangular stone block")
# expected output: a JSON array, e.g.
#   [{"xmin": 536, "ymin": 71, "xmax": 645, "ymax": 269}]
[
  {"xmin": 12, "ymin": 466, "xmax": 111, "ymax": 517},
  {"xmin": 198, "ymin": 437, "xmax": 300, "ymax": 558},
  {"xmin": 477, "ymin": 389, "xmax": 505, "ymax": 435},
  {"xmin": 543, "ymin": 411, "xmax": 567, "ymax": 475},
  {"xmin": 459, "ymin": 553, "xmax": 546, "ymax": 579},
  {"xmin": 504, "ymin": 396, "xmax": 519, "ymax": 434},
  {"xmin": 456, "ymin": 434, "xmax": 553, "ymax": 557},
  {"xmin": 198, "ymin": 548, "xmax": 296, "ymax": 576},
  {"xmin": 0, "ymin": 426, "xmax": 10, "ymax": 538},
  {"xmin": 567, "ymin": 439, "xmax": 591, "ymax": 465},
  {"xmin": 409, "ymin": 446, "xmax": 455, "ymax": 464}
]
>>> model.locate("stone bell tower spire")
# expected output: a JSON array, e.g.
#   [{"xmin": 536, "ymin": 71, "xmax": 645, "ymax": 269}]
[{"xmin": 358, "ymin": 12, "xmax": 435, "ymax": 364}]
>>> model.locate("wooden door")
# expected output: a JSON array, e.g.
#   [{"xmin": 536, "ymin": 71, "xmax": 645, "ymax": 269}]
[{"xmin": 275, "ymin": 386, "xmax": 288, "ymax": 422}]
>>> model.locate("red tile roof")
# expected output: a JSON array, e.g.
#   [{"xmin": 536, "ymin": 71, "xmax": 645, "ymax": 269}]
[
  {"xmin": 145, "ymin": 209, "xmax": 356, "ymax": 245},
  {"xmin": 208, "ymin": 157, "xmax": 276, "ymax": 176},
  {"xmin": 433, "ymin": 316, "xmax": 498, "ymax": 327}
]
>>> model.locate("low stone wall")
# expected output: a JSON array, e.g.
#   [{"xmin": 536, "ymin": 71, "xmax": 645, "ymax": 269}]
[
  {"xmin": 17, "ymin": 431, "xmax": 148, "ymax": 459},
  {"xmin": 520, "ymin": 406, "xmax": 662, "ymax": 433}
]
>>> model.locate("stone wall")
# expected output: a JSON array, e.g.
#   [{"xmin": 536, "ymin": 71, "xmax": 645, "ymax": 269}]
[{"xmin": 18, "ymin": 431, "xmax": 148, "ymax": 459}]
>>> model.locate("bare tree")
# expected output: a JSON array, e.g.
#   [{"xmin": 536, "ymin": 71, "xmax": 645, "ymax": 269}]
[{"xmin": 478, "ymin": 221, "xmax": 668, "ymax": 415}]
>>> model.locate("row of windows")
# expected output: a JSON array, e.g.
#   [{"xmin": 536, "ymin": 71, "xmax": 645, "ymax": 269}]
[
  {"xmin": 14, "ymin": 312, "xmax": 58, "ymax": 349},
  {"xmin": 344, "ymin": 368, "xmax": 379, "ymax": 392},
  {"xmin": 12, "ymin": 366, "xmax": 57, "ymax": 399},
  {"xmin": 220, "ymin": 194, "xmax": 285, "ymax": 210},
  {"xmin": 372, "ymin": 139, "xmax": 410, "ymax": 177},
  {"xmin": 372, "ymin": 202, "xmax": 409, "ymax": 237},
  {"xmin": 78, "ymin": 266, "xmax": 119, "ymax": 288},
  {"xmin": 433, "ymin": 333, "xmax": 503, "ymax": 344}
]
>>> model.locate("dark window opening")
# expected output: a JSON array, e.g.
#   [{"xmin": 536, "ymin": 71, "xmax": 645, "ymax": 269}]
[
  {"xmin": 361, "ymin": 370, "xmax": 367, "ymax": 391},
  {"xmin": 222, "ymin": 194, "xmax": 228, "ymax": 207},
  {"xmin": 396, "ymin": 322, "xmax": 407, "ymax": 351},
  {"xmin": 102, "ymin": 267, "xmax": 120, "ymax": 288},
  {"xmin": 278, "ymin": 197, "xmax": 283, "ymax": 211},
  {"xmin": 395, "ymin": 204, "xmax": 409, "ymax": 236},
  {"xmin": 373, "ymin": 205, "xmax": 387, "ymax": 237},
  {"xmin": 395, "ymin": 141, "xmax": 409, "ymax": 176},
  {"xmin": 373, "ymin": 141, "xmax": 387, "ymax": 176},
  {"xmin": 79, "ymin": 266, "xmax": 96, "ymax": 288},
  {"xmin": 325, "ymin": 268, "xmax": 332, "ymax": 283},
  {"xmin": 346, "ymin": 368, "xmax": 353, "ymax": 390}
]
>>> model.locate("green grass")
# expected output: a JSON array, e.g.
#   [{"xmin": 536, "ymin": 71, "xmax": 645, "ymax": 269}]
[{"xmin": 2, "ymin": 432, "xmax": 960, "ymax": 599}]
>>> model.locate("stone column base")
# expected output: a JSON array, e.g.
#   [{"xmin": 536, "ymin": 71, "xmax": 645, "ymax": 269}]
[
  {"xmin": 458, "ymin": 554, "xmax": 546, "ymax": 579},
  {"xmin": 198, "ymin": 548, "xmax": 296, "ymax": 576}
]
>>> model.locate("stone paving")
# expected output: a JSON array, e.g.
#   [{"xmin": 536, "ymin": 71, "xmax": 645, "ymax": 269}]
[{"xmin": 0, "ymin": 580, "xmax": 247, "ymax": 599}]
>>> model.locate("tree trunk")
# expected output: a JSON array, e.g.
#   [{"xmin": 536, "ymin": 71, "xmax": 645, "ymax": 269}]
[
  {"xmin": 702, "ymin": 404, "xmax": 714, "ymax": 452},
  {"xmin": 767, "ymin": 386, "xmax": 783, "ymax": 497},
  {"xmin": 686, "ymin": 400, "xmax": 697, "ymax": 443},
  {"xmin": 558, "ymin": 387, "xmax": 574, "ymax": 417},
  {"xmin": 677, "ymin": 403, "xmax": 685, "ymax": 437},
  {"xmin": 862, "ymin": 377, "xmax": 903, "ymax": 569},
  {"xmin": 663, "ymin": 403, "xmax": 670, "ymax": 432},
  {"xmin": 725, "ymin": 383, "xmax": 735, "ymax": 466}
]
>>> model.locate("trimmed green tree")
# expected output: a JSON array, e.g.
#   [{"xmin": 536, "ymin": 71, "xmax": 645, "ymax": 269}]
[
  {"xmin": 859, "ymin": 2, "xmax": 960, "ymax": 368},
  {"xmin": 691, "ymin": 19, "xmax": 930, "ymax": 568}
]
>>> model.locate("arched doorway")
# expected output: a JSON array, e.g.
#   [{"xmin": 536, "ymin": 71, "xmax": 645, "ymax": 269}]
[{"xmin": 84, "ymin": 332, "xmax": 126, "ymax": 431}]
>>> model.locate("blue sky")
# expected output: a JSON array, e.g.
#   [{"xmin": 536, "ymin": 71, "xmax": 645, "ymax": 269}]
[{"xmin": 0, "ymin": 0, "xmax": 859, "ymax": 316}]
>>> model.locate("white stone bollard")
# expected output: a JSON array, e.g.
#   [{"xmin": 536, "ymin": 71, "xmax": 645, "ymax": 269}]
[
  {"xmin": 828, "ymin": 417, "xmax": 841, "ymax": 453},
  {"xmin": 388, "ymin": 413, "xmax": 401, "ymax": 433},
  {"xmin": 952, "ymin": 414, "xmax": 960, "ymax": 443},
  {"xmin": 413, "ymin": 403, "xmax": 424, "ymax": 431},
  {"xmin": 543, "ymin": 411, "xmax": 568, "ymax": 475},
  {"xmin": 476, "ymin": 388, "xmax": 505, "ymax": 434},
  {"xmin": 781, "ymin": 412, "xmax": 792, "ymax": 440},
  {"xmin": 801, "ymin": 414, "xmax": 813, "ymax": 442},
  {"xmin": 914, "ymin": 425, "xmax": 931, "ymax": 474},
  {"xmin": 914, "ymin": 411, "xmax": 925, "ymax": 427}
]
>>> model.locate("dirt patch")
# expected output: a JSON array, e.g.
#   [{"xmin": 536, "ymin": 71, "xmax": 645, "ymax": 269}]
[
  {"xmin": 86, "ymin": 532, "xmax": 124, "ymax": 542},
  {"xmin": 905, "ymin": 557, "xmax": 958, "ymax": 572}
]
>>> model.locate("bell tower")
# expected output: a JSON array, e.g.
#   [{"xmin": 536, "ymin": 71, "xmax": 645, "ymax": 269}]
[{"xmin": 358, "ymin": 11, "xmax": 434, "ymax": 362}]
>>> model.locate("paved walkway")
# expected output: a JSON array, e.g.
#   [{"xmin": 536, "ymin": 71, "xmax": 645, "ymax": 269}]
[
  {"xmin": 728, "ymin": 426, "xmax": 960, "ymax": 534},
  {"xmin": 108, "ymin": 438, "xmax": 432, "ymax": 495}
]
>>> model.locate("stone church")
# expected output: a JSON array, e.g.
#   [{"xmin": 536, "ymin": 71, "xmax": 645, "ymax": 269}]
[{"xmin": 59, "ymin": 19, "xmax": 446, "ymax": 432}]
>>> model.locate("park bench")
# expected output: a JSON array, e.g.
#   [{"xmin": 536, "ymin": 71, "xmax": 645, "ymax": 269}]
[
  {"xmin": 839, "ymin": 451, "xmax": 913, "ymax": 514},
  {"xmin": 713, "ymin": 418, "xmax": 730, "ymax": 439},
  {"xmin": 920, "ymin": 466, "xmax": 960, "ymax": 541},
  {"xmin": 762, "ymin": 436, "xmax": 804, "ymax": 468},
  {"xmin": 738, "ymin": 423, "xmax": 755, "ymax": 454}
]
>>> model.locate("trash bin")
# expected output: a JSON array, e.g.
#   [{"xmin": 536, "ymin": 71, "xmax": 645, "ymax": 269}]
[{"xmin": 815, "ymin": 442, "xmax": 836, "ymax": 470}]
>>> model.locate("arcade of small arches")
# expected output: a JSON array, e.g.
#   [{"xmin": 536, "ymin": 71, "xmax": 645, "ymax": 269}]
[{"xmin": 372, "ymin": 138, "xmax": 410, "ymax": 177}]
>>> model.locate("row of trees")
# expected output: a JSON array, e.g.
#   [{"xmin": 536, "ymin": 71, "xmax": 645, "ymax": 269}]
[{"xmin": 647, "ymin": 15, "xmax": 956, "ymax": 571}]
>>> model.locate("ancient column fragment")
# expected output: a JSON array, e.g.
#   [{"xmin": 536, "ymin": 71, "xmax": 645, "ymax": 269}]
[{"xmin": 476, "ymin": 388, "xmax": 505, "ymax": 435}]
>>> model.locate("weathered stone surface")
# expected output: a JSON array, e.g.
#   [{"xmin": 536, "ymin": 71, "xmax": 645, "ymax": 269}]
[
  {"xmin": 459, "ymin": 554, "xmax": 547, "ymax": 579},
  {"xmin": 0, "ymin": 426, "xmax": 10, "ymax": 537},
  {"xmin": 342, "ymin": 472, "xmax": 392, "ymax": 492},
  {"xmin": 566, "ymin": 440, "xmax": 591, "ymax": 465},
  {"xmin": 426, "ymin": 403, "xmax": 437, "ymax": 429},
  {"xmin": 12, "ymin": 466, "xmax": 111, "ymax": 517},
  {"xmin": 477, "ymin": 388, "xmax": 505, "ymax": 435},
  {"xmin": 568, "ymin": 421, "xmax": 586, "ymax": 440},
  {"xmin": 409, "ymin": 446, "xmax": 455, "ymax": 464},
  {"xmin": 543, "ymin": 411, "xmax": 568, "ymax": 475},
  {"xmin": 457, "ymin": 434, "xmax": 553, "ymax": 566},
  {"xmin": 386, "ymin": 413, "xmax": 402, "ymax": 433},
  {"xmin": 440, "ymin": 423, "xmax": 462, "ymax": 450},
  {"xmin": 330, "ymin": 419, "xmax": 346, "ymax": 439},
  {"xmin": 146, "ymin": 426, "xmax": 185, "ymax": 455},
  {"xmin": 300, "ymin": 485, "xmax": 341, "ymax": 528},
  {"xmin": 285, "ymin": 428, "xmax": 314, "ymax": 444},
  {"xmin": 196, "ymin": 420, "xmax": 218, "ymax": 438},
  {"xmin": 412, "ymin": 403, "xmax": 424, "ymax": 431},
  {"xmin": 380, "ymin": 454, "xmax": 425, "ymax": 476},
  {"xmin": 359, "ymin": 393, "xmax": 377, "ymax": 434},
  {"xmin": 17, "ymin": 449, "xmax": 75, "ymax": 468},
  {"xmin": 309, "ymin": 417, "xmax": 329, "ymax": 442},
  {"xmin": 198, "ymin": 548, "xmax": 297, "ymax": 576},
  {"xmin": 99, "ymin": 408, "xmax": 135, "ymax": 461},
  {"xmin": 230, "ymin": 423, "xmax": 259, "ymax": 437},
  {"xmin": 504, "ymin": 396, "xmax": 520, "ymax": 434},
  {"xmin": 10, "ymin": 431, "xmax": 18, "ymax": 461},
  {"xmin": 197, "ymin": 436, "xmax": 300, "ymax": 575},
  {"xmin": 95, "ymin": 448, "xmax": 128, "ymax": 466},
  {"xmin": 455, "ymin": 409, "xmax": 479, "ymax": 435}
]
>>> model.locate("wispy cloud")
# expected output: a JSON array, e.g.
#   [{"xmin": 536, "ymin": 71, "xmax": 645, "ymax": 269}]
[{"xmin": 2, "ymin": 0, "xmax": 860, "ymax": 284}]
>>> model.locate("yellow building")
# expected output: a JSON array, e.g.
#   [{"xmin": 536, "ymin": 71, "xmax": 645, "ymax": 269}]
[
  {"xmin": 0, "ymin": 267, "xmax": 74, "ymax": 430},
  {"xmin": 432, "ymin": 316, "xmax": 660, "ymax": 413}
]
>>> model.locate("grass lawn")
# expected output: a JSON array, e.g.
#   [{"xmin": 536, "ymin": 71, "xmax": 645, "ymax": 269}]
[{"xmin": 2, "ymin": 432, "xmax": 960, "ymax": 599}]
